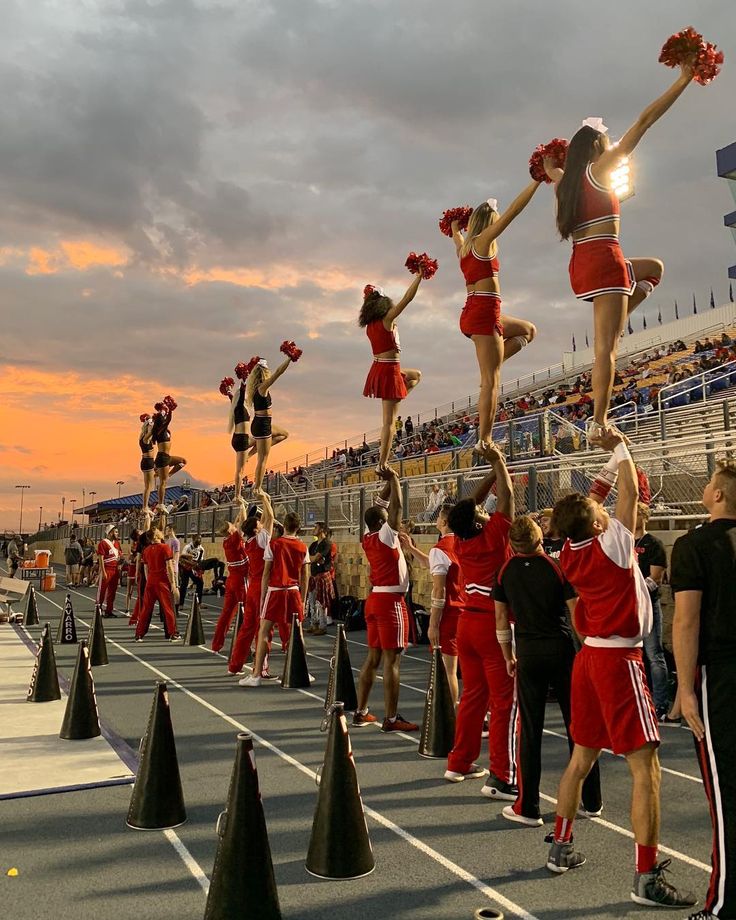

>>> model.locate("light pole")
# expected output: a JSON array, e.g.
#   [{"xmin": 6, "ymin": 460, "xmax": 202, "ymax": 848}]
[
  {"xmin": 89, "ymin": 491, "xmax": 97, "ymax": 524},
  {"xmin": 15, "ymin": 485, "xmax": 30, "ymax": 534},
  {"xmin": 38, "ymin": 507, "xmax": 43, "ymax": 531},
  {"xmin": 70, "ymin": 498, "xmax": 77, "ymax": 524},
  {"xmin": 82, "ymin": 488, "xmax": 86, "ymax": 525},
  {"xmin": 116, "ymin": 480, "xmax": 125, "ymax": 499},
  {"xmin": 61, "ymin": 496, "xmax": 66, "ymax": 523}
]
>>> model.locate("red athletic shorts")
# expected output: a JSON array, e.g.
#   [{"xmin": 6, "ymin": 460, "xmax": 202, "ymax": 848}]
[
  {"xmin": 364, "ymin": 592, "xmax": 409, "ymax": 650},
  {"xmin": 261, "ymin": 586, "xmax": 303, "ymax": 626},
  {"xmin": 569, "ymin": 239, "xmax": 636, "ymax": 302},
  {"xmin": 570, "ymin": 644, "xmax": 660, "ymax": 755},
  {"xmin": 363, "ymin": 359, "xmax": 408, "ymax": 401},
  {"xmin": 459, "ymin": 292, "xmax": 503, "ymax": 338},
  {"xmin": 439, "ymin": 608, "xmax": 460, "ymax": 656}
]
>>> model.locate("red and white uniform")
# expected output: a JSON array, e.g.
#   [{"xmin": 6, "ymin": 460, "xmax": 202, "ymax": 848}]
[
  {"xmin": 428, "ymin": 533, "xmax": 466, "ymax": 656},
  {"xmin": 560, "ymin": 517, "xmax": 657, "ymax": 754},
  {"xmin": 459, "ymin": 246, "xmax": 503, "ymax": 338},
  {"xmin": 363, "ymin": 320, "xmax": 407, "ymax": 401},
  {"xmin": 261, "ymin": 535, "xmax": 308, "ymax": 625},
  {"xmin": 96, "ymin": 537, "xmax": 122, "ymax": 614},
  {"xmin": 211, "ymin": 529, "xmax": 249, "ymax": 653},
  {"xmin": 447, "ymin": 513, "xmax": 517, "ymax": 783},
  {"xmin": 569, "ymin": 165, "xmax": 635, "ymax": 302},
  {"xmin": 136, "ymin": 542, "xmax": 177, "ymax": 638},
  {"xmin": 230, "ymin": 529, "xmax": 271, "ymax": 671},
  {"xmin": 362, "ymin": 522, "xmax": 410, "ymax": 650}
]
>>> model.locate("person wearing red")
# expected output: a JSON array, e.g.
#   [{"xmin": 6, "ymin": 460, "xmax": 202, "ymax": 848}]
[
  {"xmin": 445, "ymin": 445, "xmax": 516, "ymax": 800},
  {"xmin": 211, "ymin": 498, "xmax": 249, "ymax": 653},
  {"xmin": 135, "ymin": 527, "xmax": 180, "ymax": 641},
  {"xmin": 229, "ymin": 491, "xmax": 275, "ymax": 676},
  {"xmin": 353, "ymin": 467, "xmax": 418, "ymax": 733},
  {"xmin": 128, "ymin": 528, "xmax": 150, "ymax": 626},
  {"xmin": 240, "ymin": 508, "xmax": 309, "ymax": 687},
  {"xmin": 546, "ymin": 429, "xmax": 695, "ymax": 910},
  {"xmin": 360, "ymin": 277, "xmax": 424, "ymax": 471},
  {"xmin": 97, "ymin": 524, "xmax": 122, "ymax": 617}
]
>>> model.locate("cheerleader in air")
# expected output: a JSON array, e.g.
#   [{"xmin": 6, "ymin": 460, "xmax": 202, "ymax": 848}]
[
  {"xmin": 443, "ymin": 191, "xmax": 539, "ymax": 452},
  {"xmin": 138, "ymin": 413, "xmax": 155, "ymax": 512},
  {"xmin": 222, "ymin": 365, "xmax": 250, "ymax": 503},
  {"xmin": 246, "ymin": 341, "xmax": 301, "ymax": 493},
  {"xmin": 361, "ymin": 252, "xmax": 436, "ymax": 471},
  {"xmin": 151, "ymin": 395, "xmax": 187, "ymax": 513},
  {"xmin": 545, "ymin": 58, "xmax": 698, "ymax": 439}
]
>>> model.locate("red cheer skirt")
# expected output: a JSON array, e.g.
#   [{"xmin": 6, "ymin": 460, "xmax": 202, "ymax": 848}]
[
  {"xmin": 459, "ymin": 291, "xmax": 503, "ymax": 338},
  {"xmin": 363, "ymin": 358, "xmax": 408, "ymax": 400},
  {"xmin": 569, "ymin": 238, "xmax": 636, "ymax": 302}
]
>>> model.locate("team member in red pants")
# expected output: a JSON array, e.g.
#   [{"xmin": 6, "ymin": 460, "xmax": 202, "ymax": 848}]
[
  {"xmin": 445, "ymin": 444, "xmax": 517, "ymax": 800},
  {"xmin": 135, "ymin": 527, "xmax": 180, "ymax": 641},
  {"xmin": 211, "ymin": 498, "xmax": 249, "ymax": 652},
  {"xmin": 229, "ymin": 491, "xmax": 275, "ymax": 676},
  {"xmin": 239, "ymin": 509, "xmax": 309, "ymax": 687},
  {"xmin": 128, "ymin": 528, "xmax": 150, "ymax": 626},
  {"xmin": 97, "ymin": 524, "xmax": 122, "ymax": 617}
]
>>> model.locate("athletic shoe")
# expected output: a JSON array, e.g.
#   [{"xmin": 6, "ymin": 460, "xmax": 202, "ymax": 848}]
[
  {"xmin": 325, "ymin": 616, "xmax": 333, "ymax": 626},
  {"xmin": 238, "ymin": 674, "xmax": 261, "ymax": 687},
  {"xmin": 444, "ymin": 764, "xmax": 487, "ymax": 783},
  {"xmin": 227, "ymin": 669, "xmax": 244, "ymax": 676},
  {"xmin": 381, "ymin": 714, "xmax": 419, "ymax": 733},
  {"xmin": 546, "ymin": 840, "xmax": 586, "ymax": 874},
  {"xmin": 630, "ymin": 859, "xmax": 697, "ymax": 908},
  {"xmin": 352, "ymin": 710, "xmax": 379, "ymax": 727},
  {"xmin": 577, "ymin": 804, "xmax": 603, "ymax": 818},
  {"xmin": 103, "ymin": 612, "xmax": 118, "ymax": 619},
  {"xmin": 481, "ymin": 774, "xmax": 518, "ymax": 801},
  {"xmin": 134, "ymin": 637, "xmax": 144, "ymax": 643},
  {"xmin": 658, "ymin": 711, "xmax": 681, "ymax": 727},
  {"xmin": 685, "ymin": 911, "xmax": 715, "ymax": 919},
  {"xmin": 260, "ymin": 672, "xmax": 279, "ymax": 681},
  {"xmin": 311, "ymin": 627, "xmax": 327, "ymax": 636},
  {"xmin": 501, "ymin": 805, "xmax": 543, "ymax": 827},
  {"xmin": 169, "ymin": 633, "xmax": 182, "ymax": 642},
  {"xmin": 481, "ymin": 714, "xmax": 490, "ymax": 739}
]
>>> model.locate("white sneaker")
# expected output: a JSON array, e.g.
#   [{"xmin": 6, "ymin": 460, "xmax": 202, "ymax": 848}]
[
  {"xmin": 502, "ymin": 805, "xmax": 543, "ymax": 827},
  {"xmin": 577, "ymin": 804, "xmax": 602, "ymax": 818},
  {"xmin": 238, "ymin": 674, "xmax": 261, "ymax": 687},
  {"xmin": 444, "ymin": 764, "xmax": 487, "ymax": 783},
  {"xmin": 325, "ymin": 616, "xmax": 333, "ymax": 626}
]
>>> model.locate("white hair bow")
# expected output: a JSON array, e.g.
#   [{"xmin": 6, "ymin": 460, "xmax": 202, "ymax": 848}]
[
  {"xmin": 257, "ymin": 358, "xmax": 269, "ymax": 369},
  {"xmin": 486, "ymin": 198, "xmax": 498, "ymax": 211},
  {"xmin": 581, "ymin": 116, "xmax": 608, "ymax": 135}
]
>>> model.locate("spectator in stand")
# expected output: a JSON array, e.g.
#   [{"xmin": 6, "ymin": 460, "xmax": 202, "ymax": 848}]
[
  {"xmin": 64, "ymin": 536, "xmax": 83, "ymax": 586},
  {"xmin": 418, "ymin": 481, "xmax": 447, "ymax": 523},
  {"xmin": 539, "ymin": 509, "xmax": 564, "ymax": 558},
  {"xmin": 395, "ymin": 415, "xmax": 403, "ymax": 439},
  {"xmin": 394, "ymin": 440, "xmax": 406, "ymax": 459},
  {"xmin": 720, "ymin": 331, "xmax": 733, "ymax": 347},
  {"xmin": 693, "ymin": 340, "xmax": 704, "ymax": 354},
  {"xmin": 405, "ymin": 416, "xmax": 414, "ymax": 439},
  {"xmin": 703, "ymin": 337, "xmax": 714, "ymax": 352}
]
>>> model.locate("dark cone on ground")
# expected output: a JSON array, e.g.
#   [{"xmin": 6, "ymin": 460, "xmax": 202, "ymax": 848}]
[
  {"xmin": 184, "ymin": 595, "xmax": 206, "ymax": 646},
  {"xmin": 281, "ymin": 614, "xmax": 310, "ymax": 689},
  {"xmin": 306, "ymin": 702, "xmax": 374, "ymax": 879},
  {"xmin": 56, "ymin": 594, "xmax": 78, "ymax": 645},
  {"xmin": 324, "ymin": 625, "xmax": 357, "ymax": 712},
  {"xmin": 418, "ymin": 647, "xmax": 457, "ymax": 759},
  {"xmin": 127, "ymin": 681, "xmax": 186, "ymax": 830},
  {"xmin": 27, "ymin": 623, "xmax": 61, "ymax": 702},
  {"xmin": 204, "ymin": 732, "xmax": 282, "ymax": 920},
  {"xmin": 88, "ymin": 605, "xmax": 109, "ymax": 667},
  {"xmin": 24, "ymin": 585, "xmax": 40, "ymax": 627},
  {"xmin": 59, "ymin": 641, "xmax": 101, "ymax": 740},
  {"xmin": 227, "ymin": 602, "xmax": 244, "ymax": 667}
]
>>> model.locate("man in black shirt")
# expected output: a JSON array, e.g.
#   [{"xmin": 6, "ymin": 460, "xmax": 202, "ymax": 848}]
[
  {"xmin": 539, "ymin": 509, "xmax": 564, "ymax": 558},
  {"xmin": 308, "ymin": 522, "xmax": 334, "ymax": 637},
  {"xmin": 634, "ymin": 504, "xmax": 670, "ymax": 719},
  {"xmin": 495, "ymin": 515, "xmax": 601, "ymax": 827},
  {"xmin": 671, "ymin": 458, "xmax": 736, "ymax": 920}
]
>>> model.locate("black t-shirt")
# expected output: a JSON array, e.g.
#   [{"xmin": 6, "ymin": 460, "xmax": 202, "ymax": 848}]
[
  {"xmin": 543, "ymin": 537, "xmax": 565, "ymax": 560},
  {"xmin": 493, "ymin": 553, "xmax": 575, "ymax": 648},
  {"xmin": 670, "ymin": 518, "xmax": 736, "ymax": 666},
  {"xmin": 634, "ymin": 532, "xmax": 667, "ymax": 599},
  {"xmin": 309, "ymin": 539, "xmax": 331, "ymax": 577}
]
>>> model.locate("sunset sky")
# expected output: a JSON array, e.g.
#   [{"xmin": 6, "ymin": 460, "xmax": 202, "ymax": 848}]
[{"xmin": 1, "ymin": 0, "xmax": 734, "ymax": 531}]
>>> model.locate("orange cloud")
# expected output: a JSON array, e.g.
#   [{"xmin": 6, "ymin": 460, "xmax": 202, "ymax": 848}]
[
  {"xmin": 180, "ymin": 263, "xmax": 355, "ymax": 292},
  {"xmin": 0, "ymin": 240, "xmax": 130, "ymax": 276}
]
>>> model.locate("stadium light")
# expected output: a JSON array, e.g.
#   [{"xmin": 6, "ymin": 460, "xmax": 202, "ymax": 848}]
[
  {"xmin": 611, "ymin": 156, "xmax": 634, "ymax": 202},
  {"xmin": 15, "ymin": 484, "xmax": 30, "ymax": 534},
  {"xmin": 116, "ymin": 480, "xmax": 125, "ymax": 499}
]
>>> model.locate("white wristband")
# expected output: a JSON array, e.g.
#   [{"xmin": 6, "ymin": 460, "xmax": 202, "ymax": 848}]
[
  {"xmin": 430, "ymin": 598, "xmax": 445, "ymax": 610},
  {"xmin": 496, "ymin": 629, "xmax": 512, "ymax": 644},
  {"xmin": 613, "ymin": 442, "xmax": 631, "ymax": 464}
]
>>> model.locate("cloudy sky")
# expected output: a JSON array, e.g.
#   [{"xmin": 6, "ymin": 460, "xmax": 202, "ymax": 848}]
[{"xmin": 1, "ymin": 0, "xmax": 734, "ymax": 530}]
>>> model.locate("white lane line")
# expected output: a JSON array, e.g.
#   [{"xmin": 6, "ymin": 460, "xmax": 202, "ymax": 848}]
[{"xmin": 35, "ymin": 592, "xmax": 211, "ymax": 894}]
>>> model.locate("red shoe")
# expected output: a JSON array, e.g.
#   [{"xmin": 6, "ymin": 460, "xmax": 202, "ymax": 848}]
[
  {"xmin": 381, "ymin": 714, "xmax": 418, "ymax": 733},
  {"xmin": 352, "ymin": 710, "xmax": 378, "ymax": 727}
]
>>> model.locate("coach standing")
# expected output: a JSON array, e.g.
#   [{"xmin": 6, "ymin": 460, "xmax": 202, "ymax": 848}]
[{"xmin": 671, "ymin": 458, "xmax": 736, "ymax": 920}]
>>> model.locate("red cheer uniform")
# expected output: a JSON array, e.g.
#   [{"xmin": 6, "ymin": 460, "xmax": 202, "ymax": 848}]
[
  {"xmin": 362, "ymin": 521, "xmax": 410, "ymax": 650},
  {"xmin": 96, "ymin": 537, "xmax": 122, "ymax": 615},
  {"xmin": 211, "ymin": 530, "xmax": 249, "ymax": 653},
  {"xmin": 363, "ymin": 320, "xmax": 407, "ymax": 401},
  {"xmin": 230, "ymin": 529, "xmax": 271, "ymax": 673},
  {"xmin": 458, "ymin": 246, "xmax": 504, "ymax": 338},
  {"xmin": 447, "ymin": 512, "xmax": 517, "ymax": 782},
  {"xmin": 261, "ymin": 535, "xmax": 309, "ymax": 626},
  {"xmin": 136, "ymin": 542, "xmax": 177, "ymax": 639},
  {"xmin": 428, "ymin": 533, "xmax": 466, "ymax": 656}
]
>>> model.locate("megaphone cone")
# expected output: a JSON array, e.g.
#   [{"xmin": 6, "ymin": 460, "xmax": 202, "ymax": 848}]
[
  {"xmin": 57, "ymin": 594, "xmax": 78, "ymax": 645},
  {"xmin": 127, "ymin": 682, "xmax": 186, "ymax": 830},
  {"xmin": 281, "ymin": 615, "xmax": 311, "ymax": 689},
  {"xmin": 88, "ymin": 605, "xmax": 109, "ymax": 667},
  {"xmin": 418, "ymin": 647, "xmax": 456, "ymax": 759},
  {"xmin": 324, "ymin": 625, "xmax": 357, "ymax": 712},
  {"xmin": 24, "ymin": 585, "xmax": 40, "ymax": 627},
  {"xmin": 305, "ymin": 702, "xmax": 375, "ymax": 880},
  {"xmin": 227, "ymin": 601, "xmax": 244, "ymax": 667},
  {"xmin": 204, "ymin": 732, "xmax": 282, "ymax": 920},
  {"xmin": 59, "ymin": 641, "xmax": 101, "ymax": 740},
  {"xmin": 27, "ymin": 623, "xmax": 61, "ymax": 702},
  {"xmin": 184, "ymin": 595, "xmax": 206, "ymax": 646}
]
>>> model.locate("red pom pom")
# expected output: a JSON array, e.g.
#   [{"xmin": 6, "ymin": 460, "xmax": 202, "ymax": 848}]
[
  {"xmin": 154, "ymin": 402, "xmax": 164, "ymax": 412},
  {"xmin": 234, "ymin": 362, "xmax": 249, "ymax": 381},
  {"xmin": 438, "ymin": 206, "xmax": 473, "ymax": 237},
  {"xmin": 529, "ymin": 137, "xmax": 568, "ymax": 183},
  {"xmin": 219, "ymin": 376, "xmax": 235, "ymax": 397},
  {"xmin": 405, "ymin": 251, "xmax": 438, "ymax": 280},
  {"xmin": 245, "ymin": 356, "xmax": 261, "ymax": 376},
  {"xmin": 364, "ymin": 284, "xmax": 379, "ymax": 299},
  {"xmin": 139, "ymin": 413, "xmax": 151, "ymax": 423},
  {"xmin": 163, "ymin": 394, "xmax": 177, "ymax": 412},
  {"xmin": 659, "ymin": 27, "xmax": 723, "ymax": 86},
  {"xmin": 280, "ymin": 340, "xmax": 303, "ymax": 362}
]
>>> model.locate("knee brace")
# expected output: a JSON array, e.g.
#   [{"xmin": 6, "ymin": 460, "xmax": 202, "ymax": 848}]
[{"xmin": 636, "ymin": 276, "xmax": 661, "ymax": 299}]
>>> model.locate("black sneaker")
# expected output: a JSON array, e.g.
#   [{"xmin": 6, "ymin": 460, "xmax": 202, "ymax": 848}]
[
  {"xmin": 630, "ymin": 859, "xmax": 697, "ymax": 908},
  {"xmin": 480, "ymin": 773, "xmax": 518, "ymax": 801},
  {"xmin": 546, "ymin": 840, "xmax": 586, "ymax": 874}
]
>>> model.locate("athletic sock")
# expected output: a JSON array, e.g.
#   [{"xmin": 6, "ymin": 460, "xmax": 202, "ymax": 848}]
[
  {"xmin": 635, "ymin": 843, "xmax": 658, "ymax": 874},
  {"xmin": 554, "ymin": 815, "xmax": 574, "ymax": 845},
  {"xmin": 388, "ymin": 715, "xmax": 397, "ymax": 723}
]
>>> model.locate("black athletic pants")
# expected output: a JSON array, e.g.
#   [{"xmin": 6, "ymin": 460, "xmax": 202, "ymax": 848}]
[
  {"xmin": 179, "ymin": 568, "xmax": 203, "ymax": 608},
  {"xmin": 695, "ymin": 662, "xmax": 736, "ymax": 918},
  {"xmin": 515, "ymin": 639, "xmax": 602, "ymax": 819}
]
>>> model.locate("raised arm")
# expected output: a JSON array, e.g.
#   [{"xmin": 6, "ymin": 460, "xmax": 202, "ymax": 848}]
[
  {"xmin": 384, "ymin": 275, "xmax": 422, "ymax": 325},
  {"xmin": 233, "ymin": 498, "xmax": 247, "ymax": 527},
  {"xmin": 260, "ymin": 490, "xmax": 274, "ymax": 536},
  {"xmin": 484, "ymin": 445, "xmax": 514, "ymax": 519},
  {"xmin": 543, "ymin": 158, "xmax": 565, "ymax": 184},
  {"xmin": 597, "ymin": 430, "xmax": 637, "ymax": 532},
  {"xmin": 471, "ymin": 467, "xmax": 498, "ymax": 507},
  {"xmin": 450, "ymin": 223, "xmax": 465, "ymax": 257},
  {"xmin": 259, "ymin": 358, "xmax": 291, "ymax": 395},
  {"xmin": 381, "ymin": 467, "xmax": 403, "ymax": 531},
  {"xmin": 473, "ymin": 181, "xmax": 541, "ymax": 249}
]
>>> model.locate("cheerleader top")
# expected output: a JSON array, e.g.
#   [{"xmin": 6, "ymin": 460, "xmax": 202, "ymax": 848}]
[
  {"xmin": 366, "ymin": 320, "xmax": 401, "ymax": 356},
  {"xmin": 460, "ymin": 245, "xmax": 499, "ymax": 285},
  {"xmin": 573, "ymin": 165, "xmax": 620, "ymax": 241}
]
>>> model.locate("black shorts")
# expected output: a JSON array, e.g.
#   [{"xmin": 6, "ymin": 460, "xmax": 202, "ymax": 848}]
[
  {"xmin": 155, "ymin": 451, "xmax": 171, "ymax": 470},
  {"xmin": 231, "ymin": 432, "xmax": 249, "ymax": 452},
  {"xmin": 140, "ymin": 457, "xmax": 155, "ymax": 472},
  {"xmin": 251, "ymin": 416, "xmax": 272, "ymax": 440}
]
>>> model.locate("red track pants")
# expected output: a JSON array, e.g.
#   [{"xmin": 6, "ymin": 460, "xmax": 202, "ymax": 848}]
[
  {"xmin": 97, "ymin": 563, "xmax": 120, "ymax": 614},
  {"xmin": 135, "ymin": 578, "xmax": 177, "ymax": 639},
  {"xmin": 211, "ymin": 574, "xmax": 247, "ymax": 652}
]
